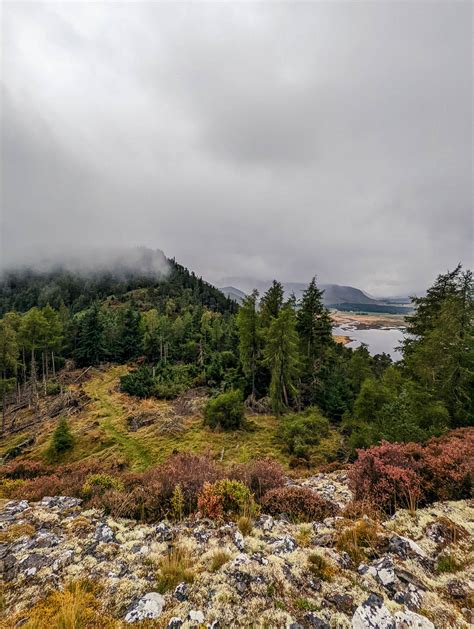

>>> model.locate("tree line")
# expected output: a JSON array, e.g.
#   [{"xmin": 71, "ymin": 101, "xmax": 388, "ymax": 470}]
[{"xmin": 0, "ymin": 264, "xmax": 472, "ymax": 450}]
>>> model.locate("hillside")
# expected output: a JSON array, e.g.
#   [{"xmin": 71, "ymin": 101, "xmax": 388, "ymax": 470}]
[{"xmin": 0, "ymin": 249, "xmax": 236, "ymax": 315}]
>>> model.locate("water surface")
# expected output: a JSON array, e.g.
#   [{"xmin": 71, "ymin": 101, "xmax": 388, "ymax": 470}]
[{"xmin": 333, "ymin": 325, "xmax": 405, "ymax": 361}]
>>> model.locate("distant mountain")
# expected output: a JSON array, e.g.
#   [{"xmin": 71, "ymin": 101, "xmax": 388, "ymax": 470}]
[
  {"xmin": 217, "ymin": 278, "xmax": 379, "ymax": 306},
  {"xmin": 219, "ymin": 286, "xmax": 247, "ymax": 304}
]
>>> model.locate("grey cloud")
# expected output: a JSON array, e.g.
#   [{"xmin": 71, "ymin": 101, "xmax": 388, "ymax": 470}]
[{"xmin": 1, "ymin": 1, "xmax": 472, "ymax": 295}]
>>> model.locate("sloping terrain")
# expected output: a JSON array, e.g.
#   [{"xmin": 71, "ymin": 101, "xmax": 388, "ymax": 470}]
[{"xmin": 1, "ymin": 475, "xmax": 472, "ymax": 628}]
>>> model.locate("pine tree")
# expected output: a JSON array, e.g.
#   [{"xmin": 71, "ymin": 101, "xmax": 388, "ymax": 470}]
[
  {"xmin": 0, "ymin": 320, "xmax": 18, "ymax": 433},
  {"xmin": 74, "ymin": 303, "xmax": 105, "ymax": 366},
  {"xmin": 119, "ymin": 305, "xmax": 142, "ymax": 361},
  {"xmin": 237, "ymin": 290, "xmax": 261, "ymax": 396},
  {"xmin": 297, "ymin": 278, "xmax": 333, "ymax": 367},
  {"xmin": 263, "ymin": 303, "xmax": 299, "ymax": 415},
  {"xmin": 403, "ymin": 266, "xmax": 473, "ymax": 427},
  {"xmin": 260, "ymin": 281, "xmax": 284, "ymax": 330}
]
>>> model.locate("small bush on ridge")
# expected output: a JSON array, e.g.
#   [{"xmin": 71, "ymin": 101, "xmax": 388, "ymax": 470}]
[
  {"xmin": 230, "ymin": 458, "xmax": 286, "ymax": 502},
  {"xmin": 260, "ymin": 486, "xmax": 337, "ymax": 523},
  {"xmin": 81, "ymin": 474, "xmax": 124, "ymax": 499},
  {"xmin": 198, "ymin": 479, "xmax": 259, "ymax": 520}
]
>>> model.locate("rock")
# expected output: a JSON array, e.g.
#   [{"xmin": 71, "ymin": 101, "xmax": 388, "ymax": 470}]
[
  {"xmin": 155, "ymin": 522, "xmax": 173, "ymax": 542},
  {"xmin": 233, "ymin": 530, "xmax": 245, "ymax": 551},
  {"xmin": 232, "ymin": 553, "xmax": 250, "ymax": 566},
  {"xmin": 3, "ymin": 500, "xmax": 29, "ymax": 515},
  {"xmin": 188, "ymin": 609, "xmax": 205, "ymax": 623},
  {"xmin": 174, "ymin": 582, "xmax": 189, "ymax": 602},
  {"xmin": 124, "ymin": 592, "xmax": 165, "ymax": 623},
  {"xmin": 272, "ymin": 535, "xmax": 298, "ymax": 554},
  {"xmin": 94, "ymin": 523, "xmax": 115, "ymax": 543},
  {"xmin": 365, "ymin": 556, "xmax": 397, "ymax": 588},
  {"xmin": 257, "ymin": 514, "xmax": 275, "ymax": 531},
  {"xmin": 304, "ymin": 613, "xmax": 330, "ymax": 628},
  {"xmin": 40, "ymin": 496, "xmax": 81, "ymax": 510},
  {"xmin": 445, "ymin": 579, "xmax": 469, "ymax": 600},
  {"xmin": 394, "ymin": 609, "xmax": 434, "ymax": 628},
  {"xmin": 393, "ymin": 583, "xmax": 424, "ymax": 610},
  {"xmin": 352, "ymin": 593, "xmax": 395, "ymax": 629},
  {"xmin": 325, "ymin": 592, "xmax": 355, "ymax": 614},
  {"xmin": 388, "ymin": 535, "xmax": 427, "ymax": 560},
  {"xmin": 167, "ymin": 618, "xmax": 183, "ymax": 629}
]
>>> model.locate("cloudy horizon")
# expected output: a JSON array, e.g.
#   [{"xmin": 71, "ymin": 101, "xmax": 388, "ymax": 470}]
[{"xmin": 1, "ymin": 1, "xmax": 472, "ymax": 295}]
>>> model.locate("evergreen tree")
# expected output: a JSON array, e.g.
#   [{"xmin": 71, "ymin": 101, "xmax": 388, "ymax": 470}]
[
  {"xmin": 260, "ymin": 281, "xmax": 284, "ymax": 330},
  {"xmin": 237, "ymin": 290, "xmax": 261, "ymax": 396},
  {"xmin": 119, "ymin": 305, "xmax": 142, "ymax": 361},
  {"xmin": 296, "ymin": 277, "xmax": 333, "ymax": 366},
  {"xmin": 0, "ymin": 319, "xmax": 18, "ymax": 433},
  {"xmin": 47, "ymin": 416, "xmax": 74, "ymax": 461},
  {"xmin": 403, "ymin": 266, "xmax": 473, "ymax": 427},
  {"xmin": 74, "ymin": 303, "xmax": 105, "ymax": 366},
  {"xmin": 263, "ymin": 303, "xmax": 299, "ymax": 415}
]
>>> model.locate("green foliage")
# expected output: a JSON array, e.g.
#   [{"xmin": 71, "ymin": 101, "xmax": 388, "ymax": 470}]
[
  {"xmin": 47, "ymin": 417, "xmax": 74, "ymax": 461},
  {"xmin": 237, "ymin": 290, "xmax": 262, "ymax": 396},
  {"xmin": 74, "ymin": 303, "xmax": 105, "ymax": 366},
  {"xmin": 120, "ymin": 367, "xmax": 155, "ymax": 398},
  {"xmin": 203, "ymin": 389, "xmax": 245, "ymax": 431},
  {"xmin": 198, "ymin": 479, "xmax": 259, "ymax": 520},
  {"xmin": 81, "ymin": 473, "xmax": 124, "ymax": 499},
  {"xmin": 264, "ymin": 303, "xmax": 300, "ymax": 415},
  {"xmin": 170, "ymin": 484, "xmax": 185, "ymax": 521},
  {"xmin": 279, "ymin": 407, "xmax": 330, "ymax": 459}
]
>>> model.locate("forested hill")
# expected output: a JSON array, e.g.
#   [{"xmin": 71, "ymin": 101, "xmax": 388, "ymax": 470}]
[{"xmin": 0, "ymin": 256, "xmax": 237, "ymax": 316}]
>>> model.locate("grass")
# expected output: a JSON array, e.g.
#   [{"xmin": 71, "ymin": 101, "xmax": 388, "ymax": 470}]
[
  {"xmin": 156, "ymin": 546, "xmax": 195, "ymax": 593},
  {"xmin": 209, "ymin": 549, "xmax": 232, "ymax": 572},
  {"xmin": 295, "ymin": 524, "xmax": 313, "ymax": 547},
  {"xmin": 436, "ymin": 553, "xmax": 463, "ymax": 574},
  {"xmin": 335, "ymin": 519, "xmax": 380, "ymax": 564},
  {"xmin": 0, "ymin": 365, "xmax": 342, "ymax": 471},
  {"xmin": 12, "ymin": 580, "xmax": 117, "ymax": 629},
  {"xmin": 307, "ymin": 553, "xmax": 336, "ymax": 581},
  {"xmin": 237, "ymin": 515, "xmax": 253, "ymax": 536}
]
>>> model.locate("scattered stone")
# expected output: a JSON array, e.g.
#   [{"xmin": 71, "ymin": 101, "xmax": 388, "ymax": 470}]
[
  {"xmin": 365, "ymin": 556, "xmax": 397, "ymax": 588},
  {"xmin": 388, "ymin": 535, "xmax": 427, "ymax": 559},
  {"xmin": 272, "ymin": 535, "xmax": 298, "ymax": 554},
  {"xmin": 304, "ymin": 612, "xmax": 330, "ymax": 628},
  {"xmin": 325, "ymin": 592, "xmax": 355, "ymax": 614},
  {"xmin": 394, "ymin": 609, "xmax": 435, "ymax": 628},
  {"xmin": 233, "ymin": 530, "xmax": 245, "ymax": 551},
  {"xmin": 94, "ymin": 523, "xmax": 115, "ymax": 543},
  {"xmin": 352, "ymin": 593, "xmax": 395, "ymax": 629},
  {"xmin": 124, "ymin": 592, "xmax": 165, "ymax": 623},
  {"xmin": 174, "ymin": 582, "xmax": 189, "ymax": 602},
  {"xmin": 188, "ymin": 609, "xmax": 205, "ymax": 623},
  {"xmin": 167, "ymin": 618, "xmax": 183, "ymax": 629}
]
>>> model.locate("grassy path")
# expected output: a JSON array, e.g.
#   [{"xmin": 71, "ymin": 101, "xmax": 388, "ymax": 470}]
[{"xmin": 84, "ymin": 367, "xmax": 153, "ymax": 471}]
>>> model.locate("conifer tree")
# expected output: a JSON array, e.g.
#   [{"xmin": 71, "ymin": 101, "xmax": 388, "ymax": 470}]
[
  {"xmin": 263, "ymin": 303, "xmax": 299, "ymax": 415},
  {"xmin": 74, "ymin": 303, "xmax": 105, "ymax": 366},
  {"xmin": 260, "ymin": 281, "xmax": 284, "ymax": 330},
  {"xmin": 237, "ymin": 290, "xmax": 261, "ymax": 396}
]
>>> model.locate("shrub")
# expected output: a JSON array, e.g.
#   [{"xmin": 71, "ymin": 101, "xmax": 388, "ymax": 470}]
[
  {"xmin": 45, "ymin": 382, "xmax": 61, "ymax": 396},
  {"xmin": 260, "ymin": 486, "xmax": 337, "ymax": 523},
  {"xmin": 198, "ymin": 479, "xmax": 259, "ymax": 520},
  {"xmin": 230, "ymin": 458, "xmax": 286, "ymax": 502},
  {"xmin": 203, "ymin": 390, "xmax": 245, "ymax": 431},
  {"xmin": 156, "ymin": 546, "xmax": 194, "ymax": 593},
  {"xmin": 348, "ymin": 429, "xmax": 474, "ymax": 514},
  {"xmin": 120, "ymin": 367, "xmax": 155, "ymax": 398},
  {"xmin": 295, "ymin": 524, "xmax": 313, "ymax": 547},
  {"xmin": 152, "ymin": 452, "xmax": 221, "ymax": 515},
  {"xmin": 436, "ymin": 553, "xmax": 463, "ymax": 574},
  {"xmin": 279, "ymin": 407, "xmax": 330, "ymax": 460},
  {"xmin": 46, "ymin": 417, "xmax": 74, "ymax": 461},
  {"xmin": 1, "ymin": 460, "xmax": 50, "ymax": 480},
  {"xmin": 81, "ymin": 474, "xmax": 124, "ymax": 499},
  {"xmin": 307, "ymin": 553, "xmax": 336, "ymax": 581},
  {"xmin": 209, "ymin": 549, "xmax": 231, "ymax": 572}
]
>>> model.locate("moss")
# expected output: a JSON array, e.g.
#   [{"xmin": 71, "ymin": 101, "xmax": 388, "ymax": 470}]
[{"xmin": 436, "ymin": 553, "xmax": 463, "ymax": 573}]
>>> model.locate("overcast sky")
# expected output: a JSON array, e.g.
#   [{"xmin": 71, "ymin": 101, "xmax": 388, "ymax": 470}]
[{"xmin": 1, "ymin": 1, "xmax": 472, "ymax": 295}]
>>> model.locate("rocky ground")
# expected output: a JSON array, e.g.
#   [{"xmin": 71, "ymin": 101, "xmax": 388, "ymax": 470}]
[{"xmin": 1, "ymin": 472, "xmax": 472, "ymax": 628}]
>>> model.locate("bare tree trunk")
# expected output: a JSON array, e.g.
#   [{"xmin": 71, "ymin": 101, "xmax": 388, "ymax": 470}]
[
  {"xmin": 42, "ymin": 351, "xmax": 47, "ymax": 394},
  {"xmin": 2, "ymin": 370, "xmax": 6, "ymax": 434},
  {"xmin": 51, "ymin": 351, "xmax": 56, "ymax": 378}
]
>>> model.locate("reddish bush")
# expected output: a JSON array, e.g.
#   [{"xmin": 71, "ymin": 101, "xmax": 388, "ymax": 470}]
[
  {"xmin": 146, "ymin": 452, "xmax": 222, "ymax": 514},
  {"xmin": 89, "ymin": 480, "xmax": 164, "ymax": 522},
  {"xmin": 348, "ymin": 428, "xmax": 474, "ymax": 514},
  {"xmin": 260, "ymin": 486, "xmax": 338, "ymax": 522},
  {"xmin": 197, "ymin": 479, "xmax": 258, "ymax": 521},
  {"xmin": 230, "ymin": 458, "xmax": 286, "ymax": 501},
  {"xmin": 2, "ymin": 460, "xmax": 51, "ymax": 480}
]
